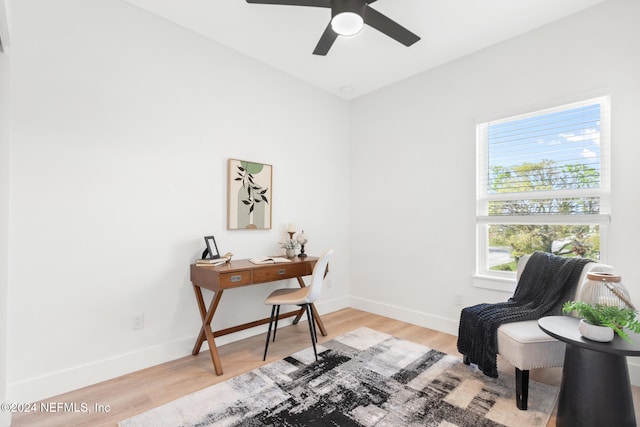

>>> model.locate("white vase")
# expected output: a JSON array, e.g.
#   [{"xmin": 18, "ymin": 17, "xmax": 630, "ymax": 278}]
[
  {"xmin": 285, "ymin": 248, "xmax": 296, "ymax": 258},
  {"xmin": 578, "ymin": 318, "xmax": 614, "ymax": 342}
]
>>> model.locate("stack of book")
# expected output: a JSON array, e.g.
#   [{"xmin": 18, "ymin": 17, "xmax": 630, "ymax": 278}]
[{"xmin": 195, "ymin": 256, "xmax": 230, "ymax": 267}]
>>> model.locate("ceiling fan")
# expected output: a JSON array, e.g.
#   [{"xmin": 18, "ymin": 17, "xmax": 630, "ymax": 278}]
[{"xmin": 245, "ymin": 0, "xmax": 420, "ymax": 56}]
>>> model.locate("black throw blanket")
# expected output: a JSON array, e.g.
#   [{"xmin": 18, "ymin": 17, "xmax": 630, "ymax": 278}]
[{"xmin": 457, "ymin": 252, "xmax": 591, "ymax": 377}]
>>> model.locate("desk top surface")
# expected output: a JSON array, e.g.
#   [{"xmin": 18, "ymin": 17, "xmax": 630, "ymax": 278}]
[
  {"xmin": 539, "ymin": 316, "xmax": 640, "ymax": 356},
  {"xmin": 193, "ymin": 256, "xmax": 318, "ymax": 272}
]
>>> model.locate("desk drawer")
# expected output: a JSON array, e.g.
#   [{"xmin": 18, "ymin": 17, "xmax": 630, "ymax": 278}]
[
  {"xmin": 218, "ymin": 270, "xmax": 252, "ymax": 289},
  {"xmin": 253, "ymin": 263, "xmax": 309, "ymax": 283}
]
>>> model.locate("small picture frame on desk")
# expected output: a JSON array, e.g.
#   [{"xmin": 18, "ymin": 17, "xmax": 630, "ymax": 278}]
[{"xmin": 204, "ymin": 236, "xmax": 220, "ymax": 260}]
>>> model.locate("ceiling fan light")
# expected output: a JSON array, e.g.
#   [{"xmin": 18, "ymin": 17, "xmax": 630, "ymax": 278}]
[{"xmin": 331, "ymin": 12, "xmax": 363, "ymax": 37}]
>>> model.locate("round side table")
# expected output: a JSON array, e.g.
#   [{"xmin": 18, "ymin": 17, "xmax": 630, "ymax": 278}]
[{"xmin": 538, "ymin": 316, "xmax": 640, "ymax": 427}]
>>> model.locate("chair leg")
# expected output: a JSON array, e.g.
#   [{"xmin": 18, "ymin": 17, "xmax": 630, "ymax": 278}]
[
  {"xmin": 515, "ymin": 368, "xmax": 529, "ymax": 410},
  {"xmin": 263, "ymin": 305, "xmax": 277, "ymax": 361},
  {"xmin": 272, "ymin": 305, "xmax": 281, "ymax": 342},
  {"xmin": 305, "ymin": 304, "xmax": 318, "ymax": 361},
  {"xmin": 309, "ymin": 306, "xmax": 318, "ymax": 343},
  {"xmin": 463, "ymin": 354, "xmax": 470, "ymax": 365}
]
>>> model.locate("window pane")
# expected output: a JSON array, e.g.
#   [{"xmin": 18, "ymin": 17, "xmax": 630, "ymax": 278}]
[
  {"xmin": 477, "ymin": 97, "xmax": 609, "ymax": 280},
  {"xmin": 488, "ymin": 224, "xmax": 600, "ymax": 271},
  {"xmin": 487, "ymin": 103, "xmax": 601, "ymax": 195}
]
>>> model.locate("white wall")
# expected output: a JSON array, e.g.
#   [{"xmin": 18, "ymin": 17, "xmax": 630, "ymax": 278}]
[
  {"xmin": 0, "ymin": 20, "xmax": 10, "ymax": 427},
  {"xmin": 7, "ymin": 0, "xmax": 350, "ymax": 402},
  {"xmin": 349, "ymin": 0, "xmax": 640, "ymax": 369},
  {"xmin": 0, "ymin": 3, "xmax": 11, "ymax": 425}
]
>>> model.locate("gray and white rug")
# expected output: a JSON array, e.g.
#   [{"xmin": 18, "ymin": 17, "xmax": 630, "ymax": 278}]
[{"xmin": 119, "ymin": 327, "xmax": 557, "ymax": 426}]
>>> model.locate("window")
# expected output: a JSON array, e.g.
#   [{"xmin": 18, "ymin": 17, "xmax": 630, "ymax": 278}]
[{"xmin": 476, "ymin": 97, "xmax": 610, "ymax": 280}]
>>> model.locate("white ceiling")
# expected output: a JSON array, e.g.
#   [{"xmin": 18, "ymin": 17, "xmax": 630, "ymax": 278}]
[{"xmin": 122, "ymin": 0, "xmax": 607, "ymax": 100}]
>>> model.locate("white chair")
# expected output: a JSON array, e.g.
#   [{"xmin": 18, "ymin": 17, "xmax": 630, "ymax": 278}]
[
  {"xmin": 262, "ymin": 249, "xmax": 334, "ymax": 361},
  {"xmin": 495, "ymin": 254, "xmax": 613, "ymax": 409}
]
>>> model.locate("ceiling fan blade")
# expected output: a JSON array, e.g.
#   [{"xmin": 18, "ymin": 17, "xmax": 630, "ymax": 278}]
[
  {"xmin": 363, "ymin": 5, "xmax": 420, "ymax": 47},
  {"xmin": 313, "ymin": 23, "xmax": 338, "ymax": 56},
  {"xmin": 246, "ymin": 0, "xmax": 330, "ymax": 7}
]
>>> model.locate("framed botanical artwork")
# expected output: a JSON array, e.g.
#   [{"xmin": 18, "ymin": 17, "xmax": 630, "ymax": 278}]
[{"xmin": 227, "ymin": 158, "xmax": 272, "ymax": 230}]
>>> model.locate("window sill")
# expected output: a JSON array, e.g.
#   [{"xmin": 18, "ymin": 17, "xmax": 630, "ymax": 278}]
[{"xmin": 472, "ymin": 275, "xmax": 516, "ymax": 293}]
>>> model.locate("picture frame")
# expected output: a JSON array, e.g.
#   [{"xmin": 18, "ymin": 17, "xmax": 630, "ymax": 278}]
[
  {"xmin": 228, "ymin": 158, "xmax": 272, "ymax": 230},
  {"xmin": 204, "ymin": 235, "xmax": 220, "ymax": 260}
]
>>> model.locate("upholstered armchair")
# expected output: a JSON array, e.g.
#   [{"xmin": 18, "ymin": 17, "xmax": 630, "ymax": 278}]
[{"xmin": 461, "ymin": 254, "xmax": 613, "ymax": 410}]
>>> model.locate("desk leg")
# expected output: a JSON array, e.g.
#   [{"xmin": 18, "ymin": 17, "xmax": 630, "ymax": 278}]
[
  {"xmin": 557, "ymin": 345, "xmax": 636, "ymax": 427},
  {"xmin": 294, "ymin": 276, "xmax": 327, "ymax": 336},
  {"xmin": 191, "ymin": 285, "xmax": 224, "ymax": 376},
  {"xmin": 292, "ymin": 308, "xmax": 305, "ymax": 326}
]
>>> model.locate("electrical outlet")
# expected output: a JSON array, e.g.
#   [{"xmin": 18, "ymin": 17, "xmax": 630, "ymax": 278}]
[{"xmin": 132, "ymin": 312, "xmax": 144, "ymax": 330}]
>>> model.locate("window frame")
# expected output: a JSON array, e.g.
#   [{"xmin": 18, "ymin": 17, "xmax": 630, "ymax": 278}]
[{"xmin": 475, "ymin": 96, "xmax": 611, "ymax": 283}]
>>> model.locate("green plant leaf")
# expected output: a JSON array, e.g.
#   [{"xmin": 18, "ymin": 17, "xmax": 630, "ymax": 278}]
[{"xmin": 563, "ymin": 300, "xmax": 640, "ymax": 342}]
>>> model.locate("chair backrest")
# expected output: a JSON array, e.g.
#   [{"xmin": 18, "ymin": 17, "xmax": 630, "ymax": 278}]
[
  {"xmin": 304, "ymin": 249, "xmax": 334, "ymax": 304},
  {"xmin": 516, "ymin": 254, "xmax": 615, "ymax": 304}
]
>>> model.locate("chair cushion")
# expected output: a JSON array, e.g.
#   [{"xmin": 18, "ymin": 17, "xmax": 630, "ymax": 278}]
[
  {"xmin": 264, "ymin": 287, "xmax": 310, "ymax": 305},
  {"xmin": 497, "ymin": 320, "xmax": 565, "ymax": 370}
]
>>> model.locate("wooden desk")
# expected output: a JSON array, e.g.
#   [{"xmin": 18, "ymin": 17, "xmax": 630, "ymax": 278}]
[{"xmin": 190, "ymin": 256, "xmax": 327, "ymax": 375}]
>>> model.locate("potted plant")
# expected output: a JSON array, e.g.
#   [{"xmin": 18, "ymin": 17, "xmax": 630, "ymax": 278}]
[
  {"xmin": 562, "ymin": 300, "xmax": 640, "ymax": 343},
  {"xmin": 280, "ymin": 239, "xmax": 299, "ymax": 258}
]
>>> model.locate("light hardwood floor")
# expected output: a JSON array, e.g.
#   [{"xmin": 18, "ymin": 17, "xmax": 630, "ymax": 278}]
[{"xmin": 11, "ymin": 308, "xmax": 640, "ymax": 426}]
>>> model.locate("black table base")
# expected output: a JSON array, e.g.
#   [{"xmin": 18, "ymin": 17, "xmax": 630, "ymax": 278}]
[{"xmin": 558, "ymin": 344, "xmax": 636, "ymax": 427}]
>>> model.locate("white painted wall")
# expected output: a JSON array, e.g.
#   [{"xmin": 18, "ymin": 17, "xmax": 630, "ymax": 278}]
[
  {"xmin": 0, "ymin": 29, "xmax": 10, "ymax": 427},
  {"xmin": 349, "ymin": 0, "xmax": 640, "ymax": 373},
  {"xmin": 7, "ymin": 0, "xmax": 350, "ymax": 402},
  {"xmin": 0, "ymin": 4, "xmax": 11, "ymax": 425}
]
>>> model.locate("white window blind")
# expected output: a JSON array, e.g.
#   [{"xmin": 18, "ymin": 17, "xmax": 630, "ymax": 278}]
[
  {"xmin": 476, "ymin": 96, "xmax": 610, "ymax": 278},
  {"xmin": 478, "ymin": 97, "xmax": 610, "ymax": 222}
]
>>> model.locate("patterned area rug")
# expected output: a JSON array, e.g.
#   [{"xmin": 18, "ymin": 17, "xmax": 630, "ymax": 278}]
[{"xmin": 119, "ymin": 327, "xmax": 557, "ymax": 426}]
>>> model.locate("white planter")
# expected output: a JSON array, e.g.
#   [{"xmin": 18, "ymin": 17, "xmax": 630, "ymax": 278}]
[{"xmin": 578, "ymin": 318, "xmax": 614, "ymax": 342}]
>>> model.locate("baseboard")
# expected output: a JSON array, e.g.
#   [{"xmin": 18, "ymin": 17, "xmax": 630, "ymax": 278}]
[
  {"xmin": 8, "ymin": 335, "xmax": 199, "ymax": 403},
  {"xmin": 7, "ymin": 296, "xmax": 351, "ymax": 404},
  {"xmin": 349, "ymin": 296, "xmax": 459, "ymax": 336}
]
